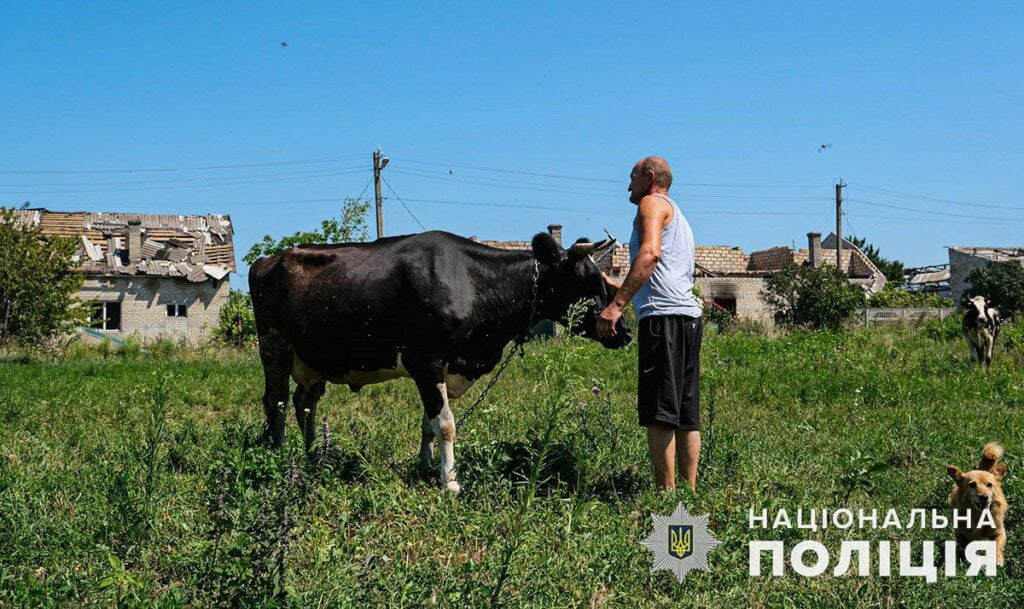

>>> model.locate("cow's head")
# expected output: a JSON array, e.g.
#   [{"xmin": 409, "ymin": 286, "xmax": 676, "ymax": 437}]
[
  {"xmin": 531, "ymin": 232, "xmax": 632, "ymax": 349},
  {"xmin": 966, "ymin": 295, "xmax": 989, "ymax": 320}
]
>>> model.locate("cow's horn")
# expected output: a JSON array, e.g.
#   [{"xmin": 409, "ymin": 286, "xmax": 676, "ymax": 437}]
[
  {"xmin": 570, "ymin": 241, "xmax": 597, "ymax": 256},
  {"xmin": 595, "ymin": 230, "xmax": 617, "ymax": 250}
]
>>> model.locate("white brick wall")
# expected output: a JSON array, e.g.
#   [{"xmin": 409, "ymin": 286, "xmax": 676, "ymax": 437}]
[
  {"xmin": 695, "ymin": 276, "xmax": 773, "ymax": 323},
  {"xmin": 78, "ymin": 275, "xmax": 230, "ymax": 344}
]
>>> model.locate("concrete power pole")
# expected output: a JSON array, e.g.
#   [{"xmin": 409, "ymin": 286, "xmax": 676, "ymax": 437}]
[
  {"xmin": 835, "ymin": 179, "xmax": 845, "ymax": 269},
  {"xmin": 373, "ymin": 149, "xmax": 389, "ymax": 239}
]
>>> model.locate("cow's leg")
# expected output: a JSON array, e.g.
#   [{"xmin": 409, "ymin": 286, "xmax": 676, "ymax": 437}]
[
  {"xmin": 419, "ymin": 413, "xmax": 435, "ymax": 464},
  {"xmin": 258, "ymin": 331, "xmax": 293, "ymax": 447},
  {"xmin": 966, "ymin": 335, "xmax": 977, "ymax": 362},
  {"xmin": 984, "ymin": 337, "xmax": 994, "ymax": 372},
  {"xmin": 409, "ymin": 361, "xmax": 459, "ymax": 493},
  {"xmin": 294, "ymin": 380, "xmax": 326, "ymax": 453}
]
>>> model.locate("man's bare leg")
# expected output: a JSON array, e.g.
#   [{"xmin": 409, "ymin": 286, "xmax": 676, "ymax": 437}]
[
  {"xmin": 647, "ymin": 423, "xmax": 676, "ymax": 490},
  {"xmin": 676, "ymin": 430, "xmax": 700, "ymax": 491}
]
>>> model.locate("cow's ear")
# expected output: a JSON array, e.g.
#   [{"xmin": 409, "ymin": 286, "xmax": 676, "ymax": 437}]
[{"xmin": 532, "ymin": 233, "xmax": 564, "ymax": 265}]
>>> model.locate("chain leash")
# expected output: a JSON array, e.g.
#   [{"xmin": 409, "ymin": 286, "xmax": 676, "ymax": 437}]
[{"xmin": 456, "ymin": 259, "xmax": 539, "ymax": 427}]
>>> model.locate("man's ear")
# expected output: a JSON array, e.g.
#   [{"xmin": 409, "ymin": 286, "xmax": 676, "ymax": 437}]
[
  {"xmin": 532, "ymin": 232, "xmax": 564, "ymax": 266},
  {"xmin": 947, "ymin": 466, "xmax": 964, "ymax": 483}
]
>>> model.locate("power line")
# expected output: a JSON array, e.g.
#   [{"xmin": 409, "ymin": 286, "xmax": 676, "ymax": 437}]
[
  {"xmin": 382, "ymin": 176, "xmax": 427, "ymax": 231},
  {"xmin": 392, "ymin": 154, "xmax": 823, "ymax": 188},
  {"xmin": 846, "ymin": 197, "xmax": 1024, "ymax": 224},
  {"xmin": 0, "ymin": 165, "xmax": 367, "ymax": 188},
  {"xmin": 390, "ymin": 167, "xmax": 623, "ymax": 196},
  {"xmin": 391, "ymin": 166, "xmax": 827, "ymax": 201},
  {"xmin": 0, "ymin": 154, "xmax": 367, "ymax": 175},
  {"xmin": 844, "ymin": 211, "xmax": 1024, "ymax": 228},
  {"xmin": 390, "ymin": 156, "xmax": 621, "ymax": 183},
  {"xmin": 848, "ymin": 183, "xmax": 1024, "ymax": 212},
  {"xmin": 399, "ymin": 197, "xmax": 830, "ymax": 217},
  {"xmin": 0, "ymin": 168, "xmax": 368, "ymax": 194}
]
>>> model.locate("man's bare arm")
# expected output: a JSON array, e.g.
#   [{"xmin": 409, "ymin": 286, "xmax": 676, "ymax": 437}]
[
  {"xmin": 610, "ymin": 196, "xmax": 670, "ymax": 308},
  {"xmin": 596, "ymin": 196, "xmax": 671, "ymax": 337}
]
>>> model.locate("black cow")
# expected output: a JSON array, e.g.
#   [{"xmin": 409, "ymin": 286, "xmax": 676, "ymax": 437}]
[{"xmin": 249, "ymin": 230, "xmax": 631, "ymax": 492}]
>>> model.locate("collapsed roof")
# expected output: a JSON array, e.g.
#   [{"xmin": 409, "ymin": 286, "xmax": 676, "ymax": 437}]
[{"xmin": 11, "ymin": 208, "xmax": 235, "ymax": 283}]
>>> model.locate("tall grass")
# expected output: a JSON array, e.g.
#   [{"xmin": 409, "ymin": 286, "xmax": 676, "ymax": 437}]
[{"xmin": 0, "ymin": 323, "xmax": 1022, "ymax": 607}]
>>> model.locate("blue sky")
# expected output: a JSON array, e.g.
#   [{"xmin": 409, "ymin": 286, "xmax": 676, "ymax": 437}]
[{"xmin": 3, "ymin": 2, "xmax": 1023, "ymax": 287}]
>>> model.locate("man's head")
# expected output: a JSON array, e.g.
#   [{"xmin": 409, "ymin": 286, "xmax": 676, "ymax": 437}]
[{"xmin": 628, "ymin": 156, "xmax": 673, "ymax": 204}]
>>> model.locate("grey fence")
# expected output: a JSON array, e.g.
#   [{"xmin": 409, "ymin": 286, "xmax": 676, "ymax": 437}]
[{"xmin": 862, "ymin": 307, "xmax": 958, "ymax": 327}]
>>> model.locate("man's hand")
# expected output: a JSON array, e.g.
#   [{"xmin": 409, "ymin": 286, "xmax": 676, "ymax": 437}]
[{"xmin": 597, "ymin": 302, "xmax": 623, "ymax": 338}]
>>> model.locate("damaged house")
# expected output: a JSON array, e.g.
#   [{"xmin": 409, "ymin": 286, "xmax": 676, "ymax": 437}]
[
  {"xmin": 599, "ymin": 232, "xmax": 887, "ymax": 325},
  {"xmin": 947, "ymin": 246, "xmax": 1024, "ymax": 304},
  {"xmin": 14, "ymin": 208, "xmax": 235, "ymax": 343}
]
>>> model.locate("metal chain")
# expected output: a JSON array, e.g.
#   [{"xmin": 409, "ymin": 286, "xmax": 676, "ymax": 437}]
[{"xmin": 456, "ymin": 259, "xmax": 539, "ymax": 427}]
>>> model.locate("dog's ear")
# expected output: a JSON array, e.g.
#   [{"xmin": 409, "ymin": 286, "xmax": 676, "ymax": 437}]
[
  {"xmin": 947, "ymin": 466, "xmax": 964, "ymax": 483},
  {"xmin": 994, "ymin": 463, "xmax": 1007, "ymax": 480}
]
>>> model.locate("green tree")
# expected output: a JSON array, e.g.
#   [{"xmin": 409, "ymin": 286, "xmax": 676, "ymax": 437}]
[
  {"xmin": 213, "ymin": 289, "xmax": 257, "ymax": 347},
  {"xmin": 763, "ymin": 262, "xmax": 865, "ymax": 330},
  {"xmin": 243, "ymin": 198, "xmax": 371, "ymax": 265},
  {"xmin": 846, "ymin": 235, "xmax": 905, "ymax": 283},
  {"xmin": 964, "ymin": 261, "xmax": 1024, "ymax": 318},
  {"xmin": 0, "ymin": 207, "xmax": 87, "ymax": 344}
]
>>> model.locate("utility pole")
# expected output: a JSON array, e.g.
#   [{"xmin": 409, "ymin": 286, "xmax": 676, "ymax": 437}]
[
  {"xmin": 835, "ymin": 179, "xmax": 845, "ymax": 269},
  {"xmin": 373, "ymin": 149, "xmax": 389, "ymax": 239}
]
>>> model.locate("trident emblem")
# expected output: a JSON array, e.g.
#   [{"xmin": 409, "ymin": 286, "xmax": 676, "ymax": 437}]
[{"xmin": 668, "ymin": 525, "xmax": 693, "ymax": 559}]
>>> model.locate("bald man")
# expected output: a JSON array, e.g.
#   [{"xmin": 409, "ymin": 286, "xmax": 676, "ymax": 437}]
[{"xmin": 597, "ymin": 157, "xmax": 703, "ymax": 491}]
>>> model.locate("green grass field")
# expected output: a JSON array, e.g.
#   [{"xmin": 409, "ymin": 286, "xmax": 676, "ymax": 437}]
[{"xmin": 2, "ymin": 323, "xmax": 1023, "ymax": 607}]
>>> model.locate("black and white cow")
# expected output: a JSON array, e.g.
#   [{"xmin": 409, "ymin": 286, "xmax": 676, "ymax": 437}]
[
  {"xmin": 963, "ymin": 295, "xmax": 1001, "ymax": 371},
  {"xmin": 248, "ymin": 230, "xmax": 631, "ymax": 492}
]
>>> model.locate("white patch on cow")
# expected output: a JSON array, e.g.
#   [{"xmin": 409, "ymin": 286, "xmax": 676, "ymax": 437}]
[
  {"xmin": 293, "ymin": 352, "xmax": 411, "ymax": 386},
  {"xmin": 444, "ymin": 373, "xmax": 476, "ymax": 399},
  {"xmin": 430, "ymin": 382, "xmax": 460, "ymax": 494}
]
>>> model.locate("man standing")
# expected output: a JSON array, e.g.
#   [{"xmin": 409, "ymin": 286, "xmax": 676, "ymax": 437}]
[{"xmin": 596, "ymin": 156, "xmax": 703, "ymax": 490}]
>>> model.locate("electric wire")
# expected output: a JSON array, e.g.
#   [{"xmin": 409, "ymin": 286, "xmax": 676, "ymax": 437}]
[
  {"xmin": 382, "ymin": 177, "xmax": 427, "ymax": 231},
  {"xmin": 0, "ymin": 154, "xmax": 367, "ymax": 175}
]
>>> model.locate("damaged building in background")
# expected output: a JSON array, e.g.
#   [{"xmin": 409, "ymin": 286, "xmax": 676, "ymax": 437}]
[
  {"xmin": 599, "ymin": 231, "xmax": 887, "ymax": 325},
  {"xmin": 947, "ymin": 246, "xmax": 1024, "ymax": 304},
  {"xmin": 14, "ymin": 208, "xmax": 235, "ymax": 343}
]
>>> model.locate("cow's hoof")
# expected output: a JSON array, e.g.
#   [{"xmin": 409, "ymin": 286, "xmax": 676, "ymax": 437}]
[{"xmin": 444, "ymin": 480, "xmax": 461, "ymax": 494}]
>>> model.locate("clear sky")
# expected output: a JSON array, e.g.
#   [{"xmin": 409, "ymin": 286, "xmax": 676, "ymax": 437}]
[{"xmin": 3, "ymin": 2, "xmax": 1023, "ymax": 287}]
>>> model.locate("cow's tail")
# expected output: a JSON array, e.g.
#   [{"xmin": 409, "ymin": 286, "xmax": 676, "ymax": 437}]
[
  {"xmin": 978, "ymin": 442, "xmax": 1004, "ymax": 472},
  {"xmin": 249, "ymin": 255, "xmax": 286, "ymax": 335}
]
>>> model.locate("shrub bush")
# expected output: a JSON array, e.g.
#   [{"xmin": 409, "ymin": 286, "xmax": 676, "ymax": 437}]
[
  {"xmin": 1001, "ymin": 320, "xmax": 1024, "ymax": 352},
  {"xmin": 867, "ymin": 287, "xmax": 952, "ymax": 308},
  {"xmin": 922, "ymin": 311, "xmax": 963, "ymax": 341},
  {"xmin": 214, "ymin": 290, "xmax": 257, "ymax": 348},
  {"xmin": 763, "ymin": 262, "xmax": 866, "ymax": 331}
]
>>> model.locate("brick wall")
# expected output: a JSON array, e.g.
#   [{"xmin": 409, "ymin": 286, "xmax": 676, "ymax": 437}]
[
  {"xmin": 597, "ymin": 244, "xmax": 632, "ymax": 280},
  {"xmin": 694, "ymin": 276, "xmax": 773, "ymax": 323},
  {"xmin": 748, "ymin": 246, "xmax": 796, "ymax": 271},
  {"xmin": 78, "ymin": 276, "xmax": 230, "ymax": 344},
  {"xmin": 694, "ymin": 246, "xmax": 749, "ymax": 274}
]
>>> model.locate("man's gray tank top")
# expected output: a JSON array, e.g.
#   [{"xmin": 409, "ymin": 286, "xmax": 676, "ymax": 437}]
[{"xmin": 628, "ymin": 193, "xmax": 702, "ymax": 320}]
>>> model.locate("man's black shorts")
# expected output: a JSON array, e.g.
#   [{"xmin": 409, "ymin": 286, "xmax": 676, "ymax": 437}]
[{"xmin": 637, "ymin": 314, "xmax": 702, "ymax": 430}]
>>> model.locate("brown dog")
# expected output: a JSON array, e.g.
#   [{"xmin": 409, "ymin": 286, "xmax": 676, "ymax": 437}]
[{"xmin": 947, "ymin": 442, "xmax": 1008, "ymax": 565}]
